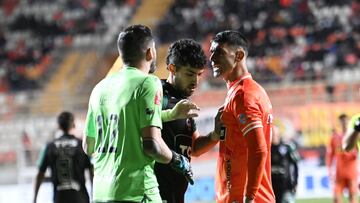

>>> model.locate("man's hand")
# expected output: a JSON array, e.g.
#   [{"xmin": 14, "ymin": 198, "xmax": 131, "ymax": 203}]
[
  {"xmin": 210, "ymin": 106, "xmax": 224, "ymax": 141},
  {"xmin": 169, "ymin": 151, "xmax": 194, "ymax": 185},
  {"xmin": 162, "ymin": 99, "xmax": 200, "ymax": 122},
  {"xmin": 354, "ymin": 117, "xmax": 360, "ymax": 132}
]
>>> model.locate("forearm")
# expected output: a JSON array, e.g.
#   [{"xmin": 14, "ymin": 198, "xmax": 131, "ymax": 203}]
[
  {"xmin": 192, "ymin": 132, "xmax": 218, "ymax": 157},
  {"xmin": 246, "ymin": 147, "xmax": 267, "ymax": 199},
  {"xmin": 343, "ymin": 130, "xmax": 360, "ymax": 151},
  {"xmin": 33, "ymin": 171, "xmax": 45, "ymax": 203},
  {"xmin": 89, "ymin": 167, "xmax": 94, "ymax": 184},
  {"xmin": 83, "ymin": 136, "xmax": 95, "ymax": 155},
  {"xmin": 245, "ymin": 128, "xmax": 267, "ymax": 199},
  {"xmin": 161, "ymin": 109, "xmax": 174, "ymax": 122},
  {"xmin": 294, "ymin": 162, "xmax": 299, "ymax": 187},
  {"xmin": 141, "ymin": 126, "xmax": 172, "ymax": 163}
]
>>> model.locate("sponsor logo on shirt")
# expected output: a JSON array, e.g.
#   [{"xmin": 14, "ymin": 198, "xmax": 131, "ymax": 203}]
[
  {"xmin": 179, "ymin": 144, "xmax": 191, "ymax": 157},
  {"xmin": 226, "ymin": 159, "xmax": 232, "ymax": 192},
  {"xmin": 145, "ymin": 108, "xmax": 154, "ymax": 115}
]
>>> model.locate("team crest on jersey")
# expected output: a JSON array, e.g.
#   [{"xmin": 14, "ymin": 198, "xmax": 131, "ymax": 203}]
[
  {"xmin": 154, "ymin": 89, "xmax": 162, "ymax": 105},
  {"xmin": 239, "ymin": 114, "xmax": 247, "ymax": 124}
]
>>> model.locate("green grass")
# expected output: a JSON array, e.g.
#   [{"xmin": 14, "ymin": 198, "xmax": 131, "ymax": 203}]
[{"xmin": 296, "ymin": 198, "xmax": 332, "ymax": 203}]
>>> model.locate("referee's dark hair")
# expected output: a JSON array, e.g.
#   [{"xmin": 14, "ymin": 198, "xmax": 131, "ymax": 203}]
[
  {"xmin": 166, "ymin": 39, "xmax": 207, "ymax": 70},
  {"xmin": 58, "ymin": 111, "xmax": 75, "ymax": 132}
]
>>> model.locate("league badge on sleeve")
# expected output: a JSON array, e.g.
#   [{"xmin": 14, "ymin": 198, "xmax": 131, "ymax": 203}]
[
  {"xmin": 154, "ymin": 89, "xmax": 162, "ymax": 105},
  {"xmin": 239, "ymin": 114, "xmax": 247, "ymax": 124}
]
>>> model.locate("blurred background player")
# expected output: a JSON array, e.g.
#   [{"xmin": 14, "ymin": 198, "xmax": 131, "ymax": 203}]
[
  {"xmin": 82, "ymin": 24, "xmax": 193, "ymax": 203},
  {"xmin": 155, "ymin": 38, "xmax": 222, "ymax": 203},
  {"xmin": 271, "ymin": 124, "xmax": 300, "ymax": 203},
  {"xmin": 209, "ymin": 30, "xmax": 275, "ymax": 203},
  {"xmin": 33, "ymin": 111, "xmax": 93, "ymax": 203},
  {"xmin": 326, "ymin": 114, "xmax": 358, "ymax": 203}
]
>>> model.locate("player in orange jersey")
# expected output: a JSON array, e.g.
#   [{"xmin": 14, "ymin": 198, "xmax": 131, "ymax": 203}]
[
  {"xmin": 209, "ymin": 30, "xmax": 275, "ymax": 203},
  {"xmin": 326, "ymin": 113, "xmax": 358, "ymax": 203}
]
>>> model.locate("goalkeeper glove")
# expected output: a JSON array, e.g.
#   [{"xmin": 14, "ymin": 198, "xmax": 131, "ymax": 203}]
[
  {"xmin": 354, "ymin": 117, "xmax": 360, "ymax": 132},
  {"xmin": 169, "ymin": 151, "xmax": 194, "ymax": 185},
  {"xmin": 161, "ymin": 99, "xmax": 199, "ymax": 122}
]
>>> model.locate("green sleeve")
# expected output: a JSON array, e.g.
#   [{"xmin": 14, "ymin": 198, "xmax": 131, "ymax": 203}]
[
  {"xmin": 349, "ymin": 113, "xmax": 360, "ymax": 130},
  {"xmin": 139, "ymin": 76, "xmax": 163, "ymax": 129},
  {"xmin": 349, "ymin": 114, "xmax": 360, "ymax": 149},
  {"xmin": 83, "ymin": 102, "xmax": 96, "ymax": 138}
]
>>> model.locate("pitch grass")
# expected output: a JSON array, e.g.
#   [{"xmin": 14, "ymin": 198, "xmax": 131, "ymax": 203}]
[{"xmin": 296, "ymin": 198, "xmax": 332, "ymax": 203}]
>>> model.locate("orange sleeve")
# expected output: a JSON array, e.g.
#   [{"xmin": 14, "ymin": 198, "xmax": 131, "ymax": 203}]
[
  {"xmin": 232, "ymin": 92, "xmax": 267, "ymax": 199},
  {"xmin": 232, "ymin": 92, "xmax": 263, "ymax": 136},
  {"xmin": 245, "ymin": 127, "xmax": 267, "ymax": 199},
  {"xmin": 325, "ymin": 136, "xmax": 335, "ymax": 169}
]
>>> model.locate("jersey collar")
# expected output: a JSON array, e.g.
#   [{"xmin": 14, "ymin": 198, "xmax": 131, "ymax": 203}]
[
  {"xmin": 124, "ymin": 66, "xmax": 137, "ymax": 70},
  {"xmin": 227, "ymin": 73, "xmax": 252, "ymax": 90}
]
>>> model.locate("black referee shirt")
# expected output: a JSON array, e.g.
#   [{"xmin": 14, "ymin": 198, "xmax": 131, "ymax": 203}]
[{"xmin": 154, "ymin": 80, "xmax": 197, "ymax": 203}]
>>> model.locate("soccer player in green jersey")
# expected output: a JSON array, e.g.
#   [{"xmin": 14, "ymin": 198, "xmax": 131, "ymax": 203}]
[
  {"xmin": 342, "ymin": 113, "xmax": 360, "ymax": 152},
  {"xmin": 83, "ymin": 24, "xmax": 193, "ymax": 203}
]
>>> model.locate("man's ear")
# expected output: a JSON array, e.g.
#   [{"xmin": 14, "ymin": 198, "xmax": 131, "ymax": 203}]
[
  {"xmin": 146, "ymin": 47, "xmax": 154, "ymax": 61},
  {"xmin": 235, "ymin": 49, "xmax": 245, "ymax": 62},
  {"xmin": 167, "ymin": 64, "xmax": 176, "ymax": 74}
]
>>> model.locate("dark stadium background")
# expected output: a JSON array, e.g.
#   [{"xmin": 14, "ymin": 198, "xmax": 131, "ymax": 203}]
[{"xmin": 0, "ymin": 0, "xmax": 359, "ymax": 202}]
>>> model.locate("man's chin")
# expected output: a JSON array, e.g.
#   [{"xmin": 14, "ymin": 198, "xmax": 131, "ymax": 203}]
[{"xmin": 182, "ymin": 89, "xmax": 193, "ymax": 97}]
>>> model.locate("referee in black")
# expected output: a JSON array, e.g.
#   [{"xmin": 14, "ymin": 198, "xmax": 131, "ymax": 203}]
[{"xmin": 155, "ymin": 39, "xmax": 220, "ymax": 203}]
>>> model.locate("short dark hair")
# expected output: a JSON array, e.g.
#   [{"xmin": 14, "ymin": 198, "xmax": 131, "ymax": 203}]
[
  {"xmin": 58, "ymin": 111, "xmax": 74, "ymax": 132},
  {"xmin": 117, "ymin": 24, "xmax": 153, "ymax": 65},
  {"xmin": 212, "ymin": 30, "xmax": 249, "ymax": 54},
  {"xmin": 166, "ymin": 39, "xmax": 207, "ymax": 69},
  {"xmin": 339, "ymin": 113, "xmax": 347, "ymax": 120}
]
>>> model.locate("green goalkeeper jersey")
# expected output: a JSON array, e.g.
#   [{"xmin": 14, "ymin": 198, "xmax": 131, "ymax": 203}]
[{"xmin": 84, "ymin": 66, "xmax": 163, "ymax": 202}]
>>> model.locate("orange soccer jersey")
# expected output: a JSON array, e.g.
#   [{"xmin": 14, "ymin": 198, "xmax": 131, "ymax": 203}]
[
  {"xmin": 326, "ymin": 132, "xmax": 358, "ymax": 195},
  {"xmin": 216, "ymin": 73, "xmax": 275, "ymax": 203}
]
